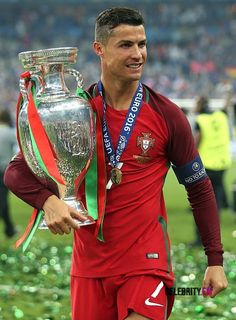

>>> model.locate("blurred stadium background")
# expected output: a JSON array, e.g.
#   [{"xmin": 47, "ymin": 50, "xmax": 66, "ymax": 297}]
[
  {"xmin": 0, "ymin": 0, "xmax": 236, "ymax": 319},
  {"xmin": 0, "ymin": 0, "xmax": 236, "ymax": 107}
]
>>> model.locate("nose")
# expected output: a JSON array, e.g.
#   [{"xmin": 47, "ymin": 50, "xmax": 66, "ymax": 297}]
[{"xmin": 131, "ymin": 45, "xmax": 143, "ymax": 59}]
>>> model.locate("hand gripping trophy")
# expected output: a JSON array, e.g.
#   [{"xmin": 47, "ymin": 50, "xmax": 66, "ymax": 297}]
[{"xmin": 17, "ymin": 47, "xmax": 96, "ymax": 230}]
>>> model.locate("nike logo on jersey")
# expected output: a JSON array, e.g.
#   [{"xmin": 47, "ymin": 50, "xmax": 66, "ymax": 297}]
[
  {"xmin": 145, "ymin": 298, "xmax": 164, "ymax": 307},
  {"xmin": 144, "ymin": 281, "xmax": 164, "ymax": 307}
]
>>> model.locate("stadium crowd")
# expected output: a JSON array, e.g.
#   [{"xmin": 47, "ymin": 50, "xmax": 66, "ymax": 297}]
[{"xmin": 0, "ymin": 0, "xmax": 236, "ymax": 114}]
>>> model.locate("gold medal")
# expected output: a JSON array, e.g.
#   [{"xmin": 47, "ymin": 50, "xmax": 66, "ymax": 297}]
[{"xmin": 110, "ymin": 167, "xmax": 122, "ymax": 185}]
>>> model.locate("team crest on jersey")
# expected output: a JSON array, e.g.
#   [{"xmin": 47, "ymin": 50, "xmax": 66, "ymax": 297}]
[
  {"xmin": 137, "ymin": 132, "xmax": 155, "ymax": 154},
  {"xmin": 134, "ymin": 132, "xmax": 156, "ymax": 163}
]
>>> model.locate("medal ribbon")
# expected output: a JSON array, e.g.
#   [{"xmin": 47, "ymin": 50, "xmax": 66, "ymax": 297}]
[
  {"xmin": 75, "ymin": 87, "xmax": 107, "ymax": 240},
  {"xmin": 83, "ymin": 91, "xmax": 106, "ymax": 241},
  {"xmin": 97, "ymin": 81, "xmax": 143, "ymax": 168}
]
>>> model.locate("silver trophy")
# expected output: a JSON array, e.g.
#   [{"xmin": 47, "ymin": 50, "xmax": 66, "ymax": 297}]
[{"xmin": 18, "ymin": 47, "xmax": 95, "ymax": 228}]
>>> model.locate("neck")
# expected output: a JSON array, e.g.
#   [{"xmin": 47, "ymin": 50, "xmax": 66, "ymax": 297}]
[{"xmin": 100, "ymin": 78, "xmax": 140, "ymax": 110}]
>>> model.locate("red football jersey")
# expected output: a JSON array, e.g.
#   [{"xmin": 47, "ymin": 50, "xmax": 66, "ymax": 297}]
[{"xmin": 70, "ymin": 84, "xmax": 221, "ymax": 278}]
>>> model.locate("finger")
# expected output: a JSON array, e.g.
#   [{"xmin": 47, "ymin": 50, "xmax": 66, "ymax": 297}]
[
  {"xmin": 53, "ymin": 214, "xmax": 81, "ymax": 230},
  {"xmin": 53, "ymin": 225, "xmax": 65, "ymax": 235},
  {"xmin": 48, "ymin": 226, "xmax": 58, "ymax": 235},
  {"xmin": 54, "ymin": 220, "xmax": 73, "ymax": 234},
  {"xmin": 210, "ymin": 283, "xmax": 227, "ymax": 298},
  {"xmin": 68, "ymin": 206, "xmax": 88, "ymax": 220},
  {"xmin": 70, "ymin": 209, "xmax": 94, "ymax": 224},
  {"xmin": 60, "ymin": 223, "xmax": 72, "ymax": 234},
  {"xmin": 202, "ymin": 279, "xmax": 211, "ymax": 298},
  {"xmin": 64, "ymin": 225, "xmax": 72, "ymax": 234},
  {"xmin": 72, "ymin": 215, "xmax": 95, "ymax": 228},
  {"xmin": 48, "ymin": 224, "xmax": 63, "ymax": 235},
  {"xmin": 70, "ymin": 209, "xmax": 95, "ymax": 222},
  {"xmin": 202, "ymin": 286, "xmax": 213, "ymax": 298},
  {"xmin": 66, "ymin": 216, "xmax": 81, "ymax": 230},
  {"xmin": 210, "ymin": 285, "xmax": 222, "ymax": 298},
  {"xmin": 46, "ymin": 219, "xmax": 67, "ymax": 235},
  {"xmin": 44, "ymin": 219, "xmax": 58, "ymax": 235}
]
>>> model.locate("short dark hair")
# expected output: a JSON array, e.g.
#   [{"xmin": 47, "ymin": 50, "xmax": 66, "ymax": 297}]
[
  {"xmin": 196, "ymin": 96, "xmax": 210, "ymax": 113},
  {"xmin": 95, "ymin": 7, "xmax": 144, "ymax": 44}
]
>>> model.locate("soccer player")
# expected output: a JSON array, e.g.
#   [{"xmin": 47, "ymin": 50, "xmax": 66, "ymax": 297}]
[{"xmin": 4, "ymin": 7, "xmax": 227, "ymax": 320}]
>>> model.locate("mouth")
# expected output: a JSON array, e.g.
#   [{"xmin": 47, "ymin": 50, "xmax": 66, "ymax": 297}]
[{"xmin": 126, "ymin": 63, "xmax": 143, "ymax": 69}]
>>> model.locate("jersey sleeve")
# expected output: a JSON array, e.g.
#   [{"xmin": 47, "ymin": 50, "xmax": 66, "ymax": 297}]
[
  {"xmin": 155, "ymin": 96, "xmax": 223, "ymax": 266},
  {"xmin": 186, "ymin": 178, "xmax": 223, "ymax": 265},
  {"xmin": 4, "ymin": 152, "xmax": 58, "ymax": 209}
]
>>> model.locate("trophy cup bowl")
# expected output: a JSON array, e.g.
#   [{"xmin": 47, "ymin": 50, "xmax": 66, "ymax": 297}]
[{"xmin": 18, "ymin": 47, "xmax": 95, "ymax": 228}]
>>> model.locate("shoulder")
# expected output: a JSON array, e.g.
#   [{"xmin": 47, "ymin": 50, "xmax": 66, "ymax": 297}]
[
  {"xmin": 143, "ymin": 84, "xmax": 190, "ymax": 133},
  {"xmin": 143, "ymin": 84, "xmax": 185, "ymax": 119},
  {"xmin": 142, "ymin": 85, "xmax": 198, "ymax": 165},
  {"xmin": 215, "ymin": 110, "xmax": 228, "ymax": 119}
]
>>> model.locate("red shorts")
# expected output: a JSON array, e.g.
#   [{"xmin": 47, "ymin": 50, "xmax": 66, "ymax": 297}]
[{"xmin": 71, "ymin": 274, "xmax": 174, "ymax": 320}]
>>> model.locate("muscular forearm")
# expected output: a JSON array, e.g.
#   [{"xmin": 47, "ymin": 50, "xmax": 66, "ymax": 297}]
[
  {"xmin": 186, "ymin": 177, "xmax": 223, "ymax": 266},
  {"xmin": 4, "ymin": 152, "xmax": 58, "ymax": 209}
]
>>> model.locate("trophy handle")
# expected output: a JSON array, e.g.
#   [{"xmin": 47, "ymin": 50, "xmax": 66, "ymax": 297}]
[
  {"xmin": 19, "ymin": 72, "xmax": 44, "ymax": 100},
  {"xmin": 65, "ymin": 68, "xmax": 84, "ymax": 88},
  {"xmin": 19, "ymin": 76, "xmax": 31, "ymax": 101}
]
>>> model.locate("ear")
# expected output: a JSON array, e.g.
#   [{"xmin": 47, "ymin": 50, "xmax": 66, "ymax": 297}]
[{"xmin": 93, "ymin": 41, "xmax": 104, "ymax": 57}]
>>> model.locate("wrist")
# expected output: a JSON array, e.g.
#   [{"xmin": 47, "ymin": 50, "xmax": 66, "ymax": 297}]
[{"xmin": 42, "ymin": 194, "xmax": 59, "ymax": 211}]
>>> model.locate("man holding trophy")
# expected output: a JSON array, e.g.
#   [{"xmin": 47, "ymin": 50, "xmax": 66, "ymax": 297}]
[{"xmin": 4, "ymin": 7, "xmax": 227, "ymax": 320}]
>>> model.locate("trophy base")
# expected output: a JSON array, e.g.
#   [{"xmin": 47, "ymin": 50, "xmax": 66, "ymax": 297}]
[{"xmin": 38, "ymin": 196, "xmax": 95, "ymax": 229}]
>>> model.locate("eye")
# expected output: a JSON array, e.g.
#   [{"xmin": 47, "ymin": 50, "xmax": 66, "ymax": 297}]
[
  {"xmin": 120, "ymin": 42, "xmax": 132, "ymax": 48},
  {"xmin": 139, "ymin": 41, "xmax": 147, "ymax": 48}
]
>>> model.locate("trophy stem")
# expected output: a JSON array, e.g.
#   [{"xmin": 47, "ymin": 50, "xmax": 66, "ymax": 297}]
[{"xmin": 38, "ymin": 196, "xmax": 95, "ymax": 230}]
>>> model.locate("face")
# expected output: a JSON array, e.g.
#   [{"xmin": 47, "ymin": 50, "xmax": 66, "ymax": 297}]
[{"xmin": 94, "ymin": 24, "xmax": 147, "ymax": 82}]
